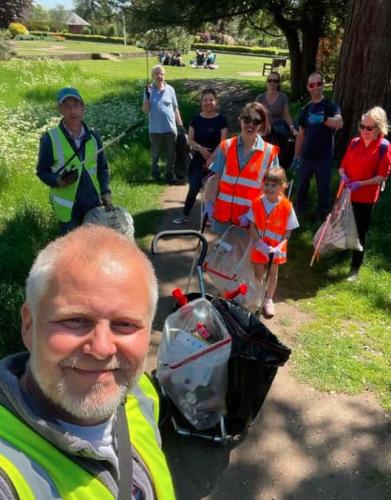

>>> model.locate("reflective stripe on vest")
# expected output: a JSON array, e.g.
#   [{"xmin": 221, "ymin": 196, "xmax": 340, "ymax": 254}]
[
  {"xmin": 214, "ymin": 136, "xmax": 278, "ymax": 225},
  {"xmin": 126, "ymin": 376, "xmax": 175, "ymax": 500},
  {"xmin": 0, "ymin": 374, "xmax": 174, "ymax": 500},
  {"xmin": 0, "ymin": 455, "xmax": 35, "ymax": 500},
  {"xmin": 48, "ymin": 127, "xmax": 100, "ymax": 222}
]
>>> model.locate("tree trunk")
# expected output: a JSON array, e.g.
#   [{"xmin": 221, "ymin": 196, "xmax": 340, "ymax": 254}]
[
  {"xmin": 274, "ymin": 10, "xmax": 323, "ymax": 100},
  {"xmin": 281, "ymin": 27, "xmax": 303, "ymax": 100},
  {"xmin": 333, "ymin": 0, "xmax": 391, "ymax": 157}
]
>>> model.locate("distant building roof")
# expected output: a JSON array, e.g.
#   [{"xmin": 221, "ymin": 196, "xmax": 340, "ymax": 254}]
[{"xmin": 66, "ymin": 13, "xmax": 90, "ymax": 27}]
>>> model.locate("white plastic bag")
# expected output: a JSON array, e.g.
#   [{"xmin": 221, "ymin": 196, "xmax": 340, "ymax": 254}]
[
  {"xmin": 204, "ymin": 225, "xmax": 261, "ymax": 311},
  {"xmin": 313, "ymin": 188, "xmax": 363, "ymax": 255},
  {"xmin": 83, "ymin": 206, "xmax": 134, "ymax": 241},
  {"xmin": 157, "ymin": 298, "xmax": 231, "ymax": 430}
]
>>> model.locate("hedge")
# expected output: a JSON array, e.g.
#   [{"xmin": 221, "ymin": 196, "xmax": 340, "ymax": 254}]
[
  {"xmin": 30, "ymin": 31, "xmax": 125, "ymax": 44},
  {"xmin": 192, "ymin": 43, "xmax": 289, "ymax": 57}
]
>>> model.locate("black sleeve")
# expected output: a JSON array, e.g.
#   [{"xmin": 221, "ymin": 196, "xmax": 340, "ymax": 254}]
[
  {"xmin": 36, "ymin": 132, "xmax": 58, "ymax": 188},
  {"xmin": 298, "ymin": 104, "xmax": 308, "ymax": 128},
  {"xmin": 189, "ymin": 114, "xmax": 199, "ymax": 129},
  {"xmin": 219, "ymin": 114, "xmax": 228, "ymax": 129}
]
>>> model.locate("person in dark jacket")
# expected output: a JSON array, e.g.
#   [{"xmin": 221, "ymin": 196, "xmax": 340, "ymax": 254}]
[{"xmin": 37, "ymin": 87, "xmax": 112, "ymax": 234}]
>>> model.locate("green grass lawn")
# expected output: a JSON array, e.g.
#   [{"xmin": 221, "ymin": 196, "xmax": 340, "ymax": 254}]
[
  {"xmin": 0, "ymin": 55, "xmax": 389, "ymax": 410},
  {"xmin": 10, "ymin": 39, "xmax": 143, "ymax": 55}
]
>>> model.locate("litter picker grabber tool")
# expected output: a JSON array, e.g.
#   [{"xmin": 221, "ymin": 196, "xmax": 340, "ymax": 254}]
[
  {"xmin": 287, "ymin": 169, "xmax": 296, "ymax": 199},
  {"xmin": 255, "ymin": 252, "xmax": 274, "ymax": 317},
  {"xmin": 310, "ymin": 181, "xmax": 344, "ymax": 266},
  {"xmin": 56, "ymin": 120, "xmax": 144, "ymax": 176}
]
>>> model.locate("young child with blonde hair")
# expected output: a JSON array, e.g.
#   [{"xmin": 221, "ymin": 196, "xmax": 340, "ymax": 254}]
[{"xmin": 248, "ymin": 167, "xmax": 299, "ymax": 317}]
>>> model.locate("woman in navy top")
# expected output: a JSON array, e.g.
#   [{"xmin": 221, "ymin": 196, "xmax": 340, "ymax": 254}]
[{"xmin": 173, "ymin": 89, "xmax": 228, "ymax": 224}]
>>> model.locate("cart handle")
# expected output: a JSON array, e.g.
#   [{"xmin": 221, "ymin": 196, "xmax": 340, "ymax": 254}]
[{"xmin": 151, "ymin": 230, "xmax": 208, "ymax": 267}]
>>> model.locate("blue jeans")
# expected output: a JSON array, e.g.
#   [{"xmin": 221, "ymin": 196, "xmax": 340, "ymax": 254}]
[{"xmin": 296, "ymin": 158, "xmax": 332, "ymax": 217}]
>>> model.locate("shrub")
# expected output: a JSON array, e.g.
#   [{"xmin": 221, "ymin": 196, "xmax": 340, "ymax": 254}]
[
  {"xmin": 0, "ymin": 38, "xmax": 12, "ymax": 60},
  {"xmin": 192, "ymin": 43, "xmax": 289, "ymax": 57},
  {"xmin": 83, "ymin": 26, "xmax": 91, "ymax": 35},
  {"xmin": 30, "ymin": 31, "xmax": 125, "ymax": 44},
  {"xmin": 0, "ymin": 29, "xmax": 12, "ymax": 40},
  {"xmin": 14, "ymin": 34, "xmax": 37, "ymax": 41},
  {"xmin": 317, "ymin": 36, "xmax": 343, "ymax": 83},
  {"xmin": 9, "ymin": 22, "xmax": 28, "ymax": 37}
]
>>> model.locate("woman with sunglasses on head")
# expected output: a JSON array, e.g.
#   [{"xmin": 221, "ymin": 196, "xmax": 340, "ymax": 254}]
[
  {"xmin": 256, "ymin": 71, "xmax": 297, "ymax": 156},
  {"xmin": 339, "ymin": 106, "xmax": 391, "ymax": 282},
  {"xmin": 173, "ymin": 88, "xmax": 228, "ymax": 224},
  {"xmin": 205, "ymin": 102, "xmax": 280, "ymax": 234}
]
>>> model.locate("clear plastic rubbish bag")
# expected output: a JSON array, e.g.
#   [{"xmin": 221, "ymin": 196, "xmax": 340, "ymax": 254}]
[
  {"xmin": 313, "ymin": 188, "xmax": 363, "ymax": 255},
  {"xmin": 83, "ymin": 206, "xmax": 134, "ymax": 241},
  {"xmin": 204, "ymin": 225, "xmax": 261, "ymax": 311},
  {"xmin": 157, "ymin": 298, "xmax": 231, "ymax": 430}
]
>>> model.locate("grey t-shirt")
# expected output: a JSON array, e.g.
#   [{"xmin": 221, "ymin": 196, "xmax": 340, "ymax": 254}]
[{"xmin": 256, "ymin": 92, "xmax": 288, "ymax": 125}]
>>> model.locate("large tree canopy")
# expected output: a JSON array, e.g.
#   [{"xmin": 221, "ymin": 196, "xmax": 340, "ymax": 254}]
[
  {"xmin": 0, "ymin": 0, "xmax": 32, "ymax": 29},
  {"xmin": 124, "ymin": 0, "xmax": 346, "ymax": 98},
  {"xmin": 333, "ymin": 0, "xmax": 391, "ymax": 155}
]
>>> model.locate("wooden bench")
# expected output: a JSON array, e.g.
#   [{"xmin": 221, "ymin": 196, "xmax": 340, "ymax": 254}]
[{"xmin": 262, "ymin": 56, "xmax": 288, "ymax": 75}]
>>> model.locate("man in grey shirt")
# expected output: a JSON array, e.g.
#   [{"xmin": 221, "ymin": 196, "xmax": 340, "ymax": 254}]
[{"xmin": 143, "ymin": 64, "xmax": 185, "ymax": 184}]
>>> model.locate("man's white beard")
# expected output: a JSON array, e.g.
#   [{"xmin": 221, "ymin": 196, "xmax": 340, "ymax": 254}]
[{"xmin": 30, "ymin": 354, "xmax": 144, "ymax": 422}]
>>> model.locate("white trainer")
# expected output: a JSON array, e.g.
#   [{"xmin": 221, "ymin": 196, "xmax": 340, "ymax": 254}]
[{"xmin": 262, "ymin": 298, "xmax": 275, "ymax": 318}]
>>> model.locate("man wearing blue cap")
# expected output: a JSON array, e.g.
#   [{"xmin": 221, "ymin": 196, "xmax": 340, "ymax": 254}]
[{"xmin": 36, "ymin": 87, "xmax": 112, "ymax": 234}]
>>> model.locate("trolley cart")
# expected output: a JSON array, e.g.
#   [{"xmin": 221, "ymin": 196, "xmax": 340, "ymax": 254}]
[{"xmin": 151, "ymin": 230, "xmax": 292, "ymax": 442}]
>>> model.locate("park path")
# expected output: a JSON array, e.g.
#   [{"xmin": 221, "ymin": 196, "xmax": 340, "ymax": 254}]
[{"xmin": 146, "ymin": 184, "xmax": 390, "ymax": 500}]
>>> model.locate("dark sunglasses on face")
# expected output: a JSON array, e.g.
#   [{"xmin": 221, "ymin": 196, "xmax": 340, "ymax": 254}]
[
  {"xmin": 241, "ymin": 114, "xmax": 263, "ymax": 126},
  {"xmin": 308, "ymin": 81, "xmax": 323, "ymax": 89},
  {"xmin": 267, "ymin": 79, "xmax": 280, "ymax": 83},
  {"xmin": 359, "ymin": 123, "xmax": 376, "ymax": 131}
]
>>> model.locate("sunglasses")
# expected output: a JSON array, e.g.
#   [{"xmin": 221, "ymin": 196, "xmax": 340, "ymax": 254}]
[
  {"xmin": 241, "ymin": 115, "xmax": 263, "ymax": 126},
  {"xmin": 267, "ymin": 79, "xmax": 280, "ymax": 83},
  {"xmin": 308, "ymin": 81, "xmax": 323, "ymax": 89},
  {"xmin": 359, "ymin": 123, "xmax": 377, "ymax": 131}
]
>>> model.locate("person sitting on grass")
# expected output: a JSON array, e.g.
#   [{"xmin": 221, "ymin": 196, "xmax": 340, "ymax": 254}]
[{"xmin": 248, "ymin": 167, "xmax": 299, "ymax": 318}]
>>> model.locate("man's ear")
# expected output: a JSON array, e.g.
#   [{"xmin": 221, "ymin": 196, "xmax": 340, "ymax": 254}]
[{"xmin": 21, "ymin": 303, "xmax": 33, "ymax": 352}]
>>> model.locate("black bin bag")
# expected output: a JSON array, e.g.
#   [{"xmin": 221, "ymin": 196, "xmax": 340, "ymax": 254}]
[{"xmin": 212, "ymin": 298, "xmax": 291, "ymax": 435}]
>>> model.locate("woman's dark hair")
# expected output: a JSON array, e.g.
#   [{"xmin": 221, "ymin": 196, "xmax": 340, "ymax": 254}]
[
  {"xmin": 201, "ymin": 88, "xmax": 217, "ymax": 99},
  {"xmin": 240, "ymin": 102, "xmax": 271, "ymax": 136},
  {"xmin": 268, "ymin": 70, "xmax": 281, "ymax": 91}
]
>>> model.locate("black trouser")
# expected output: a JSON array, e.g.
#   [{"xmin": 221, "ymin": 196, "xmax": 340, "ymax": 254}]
[
  {"xmin": 351, "ymin": 201, "xmax": 374, "ymax": 270},
  {"xmin": 183, "ymin": 156, "xmax": 207, "ymax": 216}
]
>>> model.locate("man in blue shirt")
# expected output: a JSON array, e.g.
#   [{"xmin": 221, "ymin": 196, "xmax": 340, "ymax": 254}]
[
  {"xmin": 293, "ymin": 72, "xmax": 343, "ymax": 218},
  {"xmin": 143, "ymin": 65, "xmax": 185, "ymax": 184}
]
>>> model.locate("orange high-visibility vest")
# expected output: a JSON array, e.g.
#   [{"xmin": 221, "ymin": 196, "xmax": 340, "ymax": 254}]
[
  {"xmin": 213, "ymin": 136, "xmax": 279, "ymax": 225},
  {"xmin": 251, "ymin": 195, "xmax": 292, "ymax": 264}
]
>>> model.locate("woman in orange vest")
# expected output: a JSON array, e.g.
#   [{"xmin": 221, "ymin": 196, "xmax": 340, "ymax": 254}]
[
  {"xmin": 205, "ymin": 102, "xmax": 280, "ymax": 234},
  {"xmin": 248, "ymin": 168, "xmax": 299, "ymax": 317}
]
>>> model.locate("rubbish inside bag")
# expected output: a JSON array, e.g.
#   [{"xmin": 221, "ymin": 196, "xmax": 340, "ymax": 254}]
[{"xmin": 157, "ymin": 297, "xmax": 231, "ymax": 430}]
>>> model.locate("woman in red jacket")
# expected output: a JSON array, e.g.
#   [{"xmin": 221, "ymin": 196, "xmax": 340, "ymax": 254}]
[{"xmin": 339, "ymin": 106, "xmax": 391, "ymax": 281}]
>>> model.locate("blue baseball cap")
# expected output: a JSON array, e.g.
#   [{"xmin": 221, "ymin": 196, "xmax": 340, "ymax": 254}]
[{"xmin": 57, "ymin": 87, "xmax": 83, "ymax": 104}]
